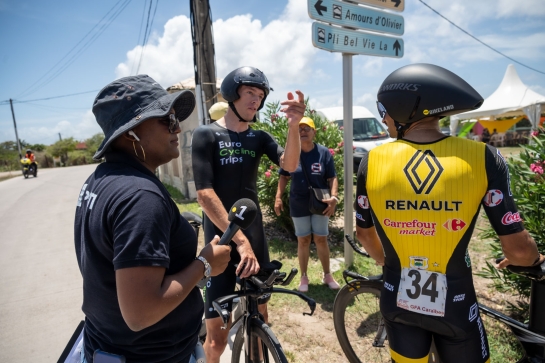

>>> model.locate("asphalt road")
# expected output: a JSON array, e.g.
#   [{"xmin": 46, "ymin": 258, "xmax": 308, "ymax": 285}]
[
  {"xmin": 0, "ymin": 164, "xmax": 238, "ymax": 362},
  {"xmin": 0, "ymin": 164, "xmax": 94, "ymax": 361}
]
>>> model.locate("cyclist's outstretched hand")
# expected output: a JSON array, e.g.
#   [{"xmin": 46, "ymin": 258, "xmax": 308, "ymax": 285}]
[
  {"xmin": 280, "ymin": 90, "xmax": 306, "ymax": 127},
  {"xmin": 236, "ymin": 241, "xmax": 260, "ymax": 278},
  {"xmin": 199, "ymin": 235, "xmax": 231, "ymax": 276}
]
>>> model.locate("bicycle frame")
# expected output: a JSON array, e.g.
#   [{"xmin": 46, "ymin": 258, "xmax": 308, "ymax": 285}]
[{"xmin": 211, "ymin": 265, "xmax": 316, "ymax": 362}]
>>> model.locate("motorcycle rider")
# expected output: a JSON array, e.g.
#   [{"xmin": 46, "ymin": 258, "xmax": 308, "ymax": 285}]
[{"xmin": 24, "ymin": 149, "xmax": 38, "ymax": 175}]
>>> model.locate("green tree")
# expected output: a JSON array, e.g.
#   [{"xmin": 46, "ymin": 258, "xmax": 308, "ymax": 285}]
[
  {"xmin": 252, "ymin": 99, "xmax": 346, "ymax": 236},
  {"xmin": 47, "ymin": 137, "xmax": 77, "ymax": 166},
  {"xmin": 84, "ymin": 133, "xmax": 105, "ymax": 158}
]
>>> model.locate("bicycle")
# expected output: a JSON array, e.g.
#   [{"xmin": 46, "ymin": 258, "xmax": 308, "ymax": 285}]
[
  {"xmin": 182, "ymin": 211, "xmax": 318, "ymax": 363},
  {"xmin": 333, "ymin": 234, "xmax": 545, "ymax": 363}
]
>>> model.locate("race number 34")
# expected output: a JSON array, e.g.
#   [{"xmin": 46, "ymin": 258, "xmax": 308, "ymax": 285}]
[{"xmin": 397, "ymin": 268, "xmax": 447, "ymax": 317}]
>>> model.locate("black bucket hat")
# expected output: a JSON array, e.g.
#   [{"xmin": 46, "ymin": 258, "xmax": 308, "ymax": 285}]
[{"xmin": 92, "ymin": 74, "xmax": 195, "ymax": 160}]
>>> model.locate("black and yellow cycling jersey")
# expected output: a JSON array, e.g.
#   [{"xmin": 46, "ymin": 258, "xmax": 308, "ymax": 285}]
[{"xmin": 356, "ymin": 136, "xmax": 523, "ymax": 363}]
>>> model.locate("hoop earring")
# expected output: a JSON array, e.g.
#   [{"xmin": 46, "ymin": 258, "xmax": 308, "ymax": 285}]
[{"xmin": 132, "ymin": 140, "xmax": 146, "ymax": 161}]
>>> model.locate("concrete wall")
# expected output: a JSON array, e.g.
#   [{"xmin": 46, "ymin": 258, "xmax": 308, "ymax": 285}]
[{"xmin": 158, "ymin": 90, "xmax": 200, "ymax": 200}]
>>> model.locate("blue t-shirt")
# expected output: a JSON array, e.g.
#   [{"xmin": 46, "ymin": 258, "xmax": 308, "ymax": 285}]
[{"xmin": 279, "ymin": 143, "xmax": 336, "ymax": 217}]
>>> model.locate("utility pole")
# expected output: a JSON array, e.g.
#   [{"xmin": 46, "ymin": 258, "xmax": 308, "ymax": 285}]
[
  {"xmin": 9, "ymin": 99, "xmax": 23, "ymax": 159},
  {"xmin": 190, "ymin": 0, "xmax": 217, "ymax": 125}
]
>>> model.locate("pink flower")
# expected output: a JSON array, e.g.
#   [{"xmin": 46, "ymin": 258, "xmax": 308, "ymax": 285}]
[
  {"xmin": 532, "ymin": 130, "xmax": 540, "ymax": 137},
  {"xmin": 338, "ymin": 141, "xmax": 344, "ymax": 147},
  {"xmin": 352, "ymin": 146, "xmax": 356, "ymax": 150},
  {"xmin": 329, "ymin": 148, "xmax": 335, "ymax": 156},
  {"xmin": 530, "ymin": 163, "xmax": 544, "ymax": 175},
  {"xmin": 271, "ymin": 114, "xmax": 279, "ymax": 122},
  {"xmin": 340, "ymin": 126, "xmax": 344, "ymax": 130},
  {"xmin": 323, "ymin": 126, "xmax": 327, "ymax": 131},
  {"xmin": 264, "ymin": 171, "xmax": 271, "ymax": 178},
  {"xmin": 270, "ymin": 165, "xmax": 274, "ymax": 170}
]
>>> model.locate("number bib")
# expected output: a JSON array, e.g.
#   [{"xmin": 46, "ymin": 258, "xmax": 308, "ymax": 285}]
[{"xmin": 396, "ymin": 268, "xmax": 447, "ymax": 317}]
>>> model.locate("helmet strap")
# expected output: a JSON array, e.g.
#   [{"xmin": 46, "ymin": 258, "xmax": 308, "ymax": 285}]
[
  {"xmin": 228, "ymin": 102, "xmax": 256, "ymax": 123},
  {"xmin": 394, "ymin": 120, "xmax": 411, "ymax": 140}
]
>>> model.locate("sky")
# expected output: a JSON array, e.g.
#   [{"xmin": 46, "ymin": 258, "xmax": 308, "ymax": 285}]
[{"xmin": 1, "ymin": 0, "xmax": 545, "ymax": 145}]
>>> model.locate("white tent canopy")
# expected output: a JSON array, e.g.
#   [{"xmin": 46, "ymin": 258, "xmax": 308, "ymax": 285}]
[{"xmin": 451, "ymin": 64, "xmax": 545, "ymax": 134}]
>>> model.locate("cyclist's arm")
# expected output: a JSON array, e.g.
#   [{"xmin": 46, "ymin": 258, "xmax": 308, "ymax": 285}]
[
  {"xmin": 196, "ymin": 188, "xmax": 259, "ymax": 278},
  {"xmin": 356, "ymin": 226, "xmax": 385, "ymax": 266},
  {"xmin": 278, "ymin": 90, "xmax": 305, "ymax": 172},
  {"xmin": 497, "ymin": 230, "xmax": 542, "ymax": 268},
  {"xmin": 481, "ymin": 145, "xmax": 540, "ymax": 267}
]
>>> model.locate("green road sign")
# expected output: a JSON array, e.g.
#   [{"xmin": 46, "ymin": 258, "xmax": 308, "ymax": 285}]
[
  {"xmin": 312, "ymin": 22, "xmax": 403, "ymax": 57},
  {"xmin": 308, "ymin": 0, "xmax": 404, "ymax": 36}
]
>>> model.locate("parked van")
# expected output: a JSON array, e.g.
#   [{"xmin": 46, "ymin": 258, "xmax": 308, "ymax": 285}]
[{"xmin": 316, "ymin": 106, "xmax": 395, "ymax": 170}]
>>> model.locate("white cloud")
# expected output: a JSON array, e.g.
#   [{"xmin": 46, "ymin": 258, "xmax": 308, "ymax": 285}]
[
  {"xmin": 115, "ymin": 0, "xmax": 316, "ymax": 98},
  {"xmin": 16, "ymin": 110, "xmax": 101, "ymax": 145}
]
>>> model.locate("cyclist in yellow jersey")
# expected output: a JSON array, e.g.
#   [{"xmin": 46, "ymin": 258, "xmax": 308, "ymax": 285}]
[{"xmin": 355, "ymin": 63, "xmax": 544, "ymax": 363}]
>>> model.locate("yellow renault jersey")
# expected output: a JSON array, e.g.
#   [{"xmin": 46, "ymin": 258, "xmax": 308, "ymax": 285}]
[{"xmin": 355, "ymin": 136, "xmax": 523, "ymax": 332}]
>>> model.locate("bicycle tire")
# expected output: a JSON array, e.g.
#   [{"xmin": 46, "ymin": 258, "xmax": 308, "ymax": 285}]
[
  {"xmin": 333, "ymin": 279, "xmax": 391, "ymax": 363},
  {"xmin": 232, "ymin": 318, "xmax": 288, "ymax": 363}
]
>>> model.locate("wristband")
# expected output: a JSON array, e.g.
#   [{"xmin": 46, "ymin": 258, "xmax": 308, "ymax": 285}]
[
  {"xmin": 532, "ymin": 254, "xmax": 543, "ymax": 266},
  {"xmin": 332, "ymin": 195, "xmax": 339, "ymax": 202}
]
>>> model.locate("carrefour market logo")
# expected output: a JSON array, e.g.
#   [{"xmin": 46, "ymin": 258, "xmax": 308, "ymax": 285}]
[{"xmin": 403, "ymin": 150, "xmax": 444, "ymax": 195}]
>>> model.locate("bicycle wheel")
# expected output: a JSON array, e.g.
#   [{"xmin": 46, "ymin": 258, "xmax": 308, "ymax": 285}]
[
  {"xmin": 333, "ymin": 280, "xmax": 390, "ymax": 363},
  {"xmin": 232, "ymin": 318, "xmax": 288, "ymax": 363}
]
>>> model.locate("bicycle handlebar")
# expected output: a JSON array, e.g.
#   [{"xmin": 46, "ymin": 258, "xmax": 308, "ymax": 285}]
[
  {"xmin": 345, "ymin": 234, "xmax": 370, "ymax": 257},
  {"xmin": 496, "ymin": 257, "xmax": 545, "ymax": 281}
]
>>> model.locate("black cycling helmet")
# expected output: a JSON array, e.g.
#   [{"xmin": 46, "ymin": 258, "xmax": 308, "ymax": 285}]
[
  {"xmin": 26, "ymin": 149, "xmax": 32, "ymax": 154},
  {"xmin": 377, "ymin": 63, "xmax": 483, "ymax": 125},
  {"xmin": 220, "ymin": 67, "xmax": 272, "ymax": 122}
]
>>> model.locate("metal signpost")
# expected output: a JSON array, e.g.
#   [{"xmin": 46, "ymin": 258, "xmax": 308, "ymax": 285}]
[{"xmin": 308, "ymin": 0, "xmax": 404, "ymax": 266}]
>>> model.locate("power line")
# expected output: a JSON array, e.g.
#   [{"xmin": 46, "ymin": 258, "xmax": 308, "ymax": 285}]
[
  {"xmin": 136, "ymin": 0, "xmax": 159, "ymax": 74},
  {"xmin": 131, "ymin": 0, "xmax": 150, "ymax": 75},
  {"xmin": 0, "ymin": 90, "xmax": 99, "ymax": 106},
  {"xmin": 418, "ymin": 0, "xmax": 545, "ymax": 76},
  {"xmin": 16, "ymin": 0, "xmax": 132, "ymax": 99}
]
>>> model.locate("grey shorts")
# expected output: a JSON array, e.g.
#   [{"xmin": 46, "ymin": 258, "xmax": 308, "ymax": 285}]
[{"xmin": 292, "ymin": 214, "xmax": 329, "ymax": 237}]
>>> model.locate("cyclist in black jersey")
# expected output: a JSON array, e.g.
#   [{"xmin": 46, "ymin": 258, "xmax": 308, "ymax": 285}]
[
  {"xmin": 191, "ymin": 66, "xmax": 306, "ymax": 363},
  {"xmin": 355, "ymin": 63, "xmax": 544, "ymax": 363}
]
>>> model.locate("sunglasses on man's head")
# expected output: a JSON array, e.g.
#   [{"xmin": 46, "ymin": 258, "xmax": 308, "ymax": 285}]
[
  {"xmin": 160, "ymin": 113, "xmax": 180, "ymax": 133},
  {"xmin": 376, "ymin": 101, "xmax": 387, "ymax": 119}
]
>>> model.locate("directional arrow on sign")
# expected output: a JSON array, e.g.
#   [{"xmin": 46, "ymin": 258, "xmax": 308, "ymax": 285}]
[
  {"xmin": 315, "ymin": 0, "xmax": 327, "ymax": 16},
  {"xmin": 393, "ymin": 39, "xmax": 401, "ymax": 56},
  {"xmin": 308, "ymin": 0, "xmax": 404, "ymax": 36}
]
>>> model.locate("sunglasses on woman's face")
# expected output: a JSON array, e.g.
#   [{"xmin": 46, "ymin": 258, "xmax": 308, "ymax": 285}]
[
  {"xmin": 159, "ymin": 113, "xmax": 180, "ymax": 133},
  {"xmin": 376, "ymin": 101, "xmax": 388, "ymax": 119}
]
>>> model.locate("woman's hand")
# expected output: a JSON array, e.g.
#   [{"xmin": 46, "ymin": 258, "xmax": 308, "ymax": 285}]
[
  {"xmin": 198, "ymin": 235, "xmax": 231, "ymax": 276},
  {"xmin": 322, "ymin": 197, "xmax": 338, "ymax": 217},
  {"xmin": 274, "ymin": 197, "xmax": 283, "ymax": 216}
]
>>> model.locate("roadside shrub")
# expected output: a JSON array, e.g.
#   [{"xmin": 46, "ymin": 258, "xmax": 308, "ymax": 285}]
[
  {"xmin": 479, "ymin": 127, "xmax": 545, "ymax": 313},
  {"xmin": 252, "ymin": 100, "xmax": 346, "ymax": 236}
]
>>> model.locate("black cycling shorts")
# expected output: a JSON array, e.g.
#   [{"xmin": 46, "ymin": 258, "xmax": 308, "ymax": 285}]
[{"xmin": 384, "ymin": 312, "xmax": 490, "ymax": 363}]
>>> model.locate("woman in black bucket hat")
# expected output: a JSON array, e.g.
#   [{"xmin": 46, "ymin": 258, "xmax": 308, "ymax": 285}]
[{"xmin": 75, "ymin": 75, "xmax": 231, "ymax": 362}]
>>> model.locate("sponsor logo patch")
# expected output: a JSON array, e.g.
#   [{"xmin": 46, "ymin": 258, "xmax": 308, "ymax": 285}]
[
  {"xmin": 383, "ymin": 218, "xmax": 437, "ymax": 236},
  {"xmin": 469, "ymin": 302, "xmax": 479, "ymax": 322},
  {"xmin": 409, "ymin": 256, "xmax": 428, "ymax": 269},
  {"xmin": 483, "ymin": 189, "xmax": 504, "ymax": 207},
  {"xmin": 502, "ymin": 212, "xmax": 522, "ymax": 225},
  {"xmin": 357, "ymin": 195, "xmax": 369, "ymax": 209},
  {"xmin": 355, "ymin": 212, "xmax": 365, "ymax": 222},
  {"xmin": 453, "ymin": 294, "xmax": 465, "ymax": 302},
  {"xmin": 443, "ymin": 218, "xmax": 466, "ymax": 231},
  {"xmin": 403, "ymin": 150, "xmax": 444, "ymax": 194},
  {"xmin": 423, "ymin": 104, "xmax": 454, "ymax": 116},
  {"xmin": 384, "ymin": 282, "xmax": 394, "ymax": 292},
  {"xmin": 311, "ymin": 163, "xmax": 322, "ymax": 173}
]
